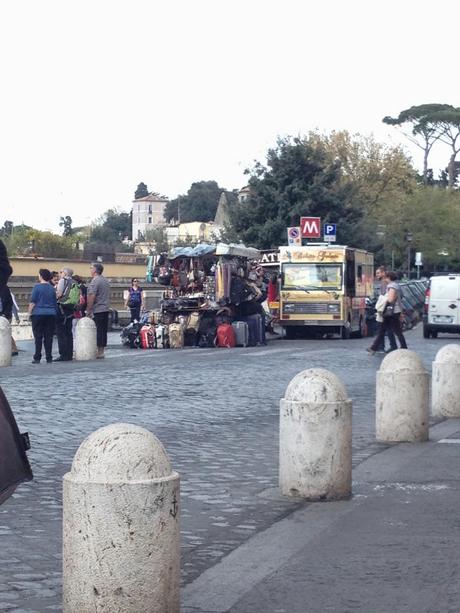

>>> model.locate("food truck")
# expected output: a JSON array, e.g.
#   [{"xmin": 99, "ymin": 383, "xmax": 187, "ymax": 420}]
[{"xmin": 279, "ymin": 244, "xmax": 374, "ymax": 339}]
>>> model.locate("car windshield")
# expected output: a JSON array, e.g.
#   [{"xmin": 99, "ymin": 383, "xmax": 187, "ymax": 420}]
[{"xmin": 282, "ymin": 263, "xmax": 343, "ymax": 290}]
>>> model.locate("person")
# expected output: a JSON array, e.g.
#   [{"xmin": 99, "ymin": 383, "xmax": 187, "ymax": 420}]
[
  {"xmin": 71, "ymin": 275, "xmax": 87, "ymax": 337},
  {"xmin": 0, "ymin": 286, "xmax": 19, "ymax": 356},
  {"xmin": 55, "ymin": 267, "xmax": 74, "ymax": 361},
  {"xmin": 27, "ymin": 269, "xmax": 57, "ymax": 364},
  {"xmin": 50, "ymin": 271, "xmax": 59, "ymax": 287},
  {"xmin": 125, "ymin": 278, "xmax": 144, "ymax": 323},
  {"xmin": 86, "ymin": 262, "xmax": 111, "ymax": 359},
  {"xmin": 374, "ymin": 265, "xmax": 396, "ymax": 353},
  {"xmin": 367, "ymin": 271, "xmax": 407, "ymax": 355}
]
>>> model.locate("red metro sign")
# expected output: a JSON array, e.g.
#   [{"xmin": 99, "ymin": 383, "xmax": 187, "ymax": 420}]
[{"xmin": 300, "ymin": 217, "xmax": 321, "ymax": 238}]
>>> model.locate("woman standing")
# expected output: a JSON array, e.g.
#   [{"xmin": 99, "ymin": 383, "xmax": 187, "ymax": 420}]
[
  {"xmin": 125, "ymin": 278, "xmax": 144, "ymax": 323},
  {"xmin": 367, "ymin": 271, "xmax": 407, "ymax": 355},
  {"xmin": 28, "ymin": 269, "xmax": 58, "ymax": 364}
]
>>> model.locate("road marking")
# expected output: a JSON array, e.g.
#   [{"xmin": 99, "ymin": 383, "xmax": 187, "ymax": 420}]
[{"xmin": 438, "ymin": 439, "xmax": 460, "ymax": 444}]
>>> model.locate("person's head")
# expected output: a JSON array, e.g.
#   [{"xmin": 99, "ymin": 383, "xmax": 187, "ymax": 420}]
[
  {"xmin": 60, "ymin": 267, "xmax": 73, "ymax": 278},
  {"xmin": 72, "ymin": 274, "xmax": 83, "ymax": 285},
  {"xmin": 39, "ymin": 268, "xmax": 52, "ymax": 283},
  {"xmin": 385, "ymin": 271, "xmax": 398, "ymax": 282},
  {"xmin": 375, "ymin": 265, "xmax": 386, "ymax": 280},
  {"xmin": 131, "ymin": 277, "xmax": 139, "ymax": 287},
  {"xmin": 50, "ymin": 271, "xmax": 59, "ymax": 286},
  {"xmin": 90, "ymin": 262, "xmax": 104, "ymax": 277}
]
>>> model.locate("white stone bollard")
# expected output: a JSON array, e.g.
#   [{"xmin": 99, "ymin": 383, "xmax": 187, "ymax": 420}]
[
  {"xmin": 63, "ymin": 423, "xmax": 180, "ymax": 613},
  {"xmin": 376, "ymin": 349, "xmax": 429, "ymax": 443},
  {"xmin": 432, "ymin": 344, "xmax": 460, "ymax": 417},
  {"xmin": 279, "ymin": 368, "xmax": 352, "ymax": 500},
  {"xmin": 0, "ymin": 317, "xmax": 12, "ymax": 367},
  {"xmin": 74, "ymin": 317, "xmax": 97, "ymax": 361}
]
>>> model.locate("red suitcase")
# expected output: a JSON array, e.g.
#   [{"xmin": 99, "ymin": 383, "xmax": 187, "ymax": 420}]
[{"xmin": 140, "ymin": 325, "xmax": 156, "ymax": 349}]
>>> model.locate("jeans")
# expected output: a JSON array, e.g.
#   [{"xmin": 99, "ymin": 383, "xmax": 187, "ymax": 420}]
[
  {"xmin": 93, "ymin": 311, "xmax": 109, "ymax": 347},
  {"xmin": 371, "ymin": 314, "xmax": 407, "ymax": 351},
  {"xmin": 56, "ymin": 307, "xmax": 74, "ymax": 360}
]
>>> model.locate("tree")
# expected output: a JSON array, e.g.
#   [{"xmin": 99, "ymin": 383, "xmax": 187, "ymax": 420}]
[
  {"xmin": 144, "ymin": 227, "xmax": 169, "ymax": 253},
  {"xmin": 59, "ymin": 215, "xmax": 73, "ymax": 236},
  {"xmin": 383, "ymin": 104, "xmax": 453, "ymax": 183},
  {"xmin": 228, "ymin": 136, "xmax": 361, "ymax": 249},
  {"xmin": 164, "ymin": 181, "xmax": 226, "ymax": 223},
  {"xmin": 426, "ymin": 107, "xmax": 460, "ymax": 188},
  {"xmin": 134, "ymin": 182, "xmax": 149, "ymax": 199},
  {"xmin": 91, "ymin": 208, "xmax": 132, "ymax": 244},
  {"xmin": 0, "ymin": 221, "xmax": 13, "ymax": 237}
]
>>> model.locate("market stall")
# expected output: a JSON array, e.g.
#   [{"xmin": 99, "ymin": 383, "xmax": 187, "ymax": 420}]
[{"xmin": 122, "ymin": 243, "xmax": 267, "ymax": 349}]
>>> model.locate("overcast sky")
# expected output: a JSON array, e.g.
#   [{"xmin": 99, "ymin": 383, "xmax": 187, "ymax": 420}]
[{"xmin": 0, "ymin": 0, "xmax": 457, "ymax": 232}]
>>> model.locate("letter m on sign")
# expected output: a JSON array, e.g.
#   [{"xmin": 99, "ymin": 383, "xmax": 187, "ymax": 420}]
[{"xmin": 300, "ymin": 217, "xmax": 321, "ymax": 238}]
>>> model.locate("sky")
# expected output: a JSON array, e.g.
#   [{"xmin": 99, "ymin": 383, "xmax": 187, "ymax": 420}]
[{"xmin": 0, "ymin": 0, "xmax": 458, "ymax": 233}]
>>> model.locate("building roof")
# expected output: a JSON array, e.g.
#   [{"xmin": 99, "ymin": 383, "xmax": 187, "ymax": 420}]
[{"xmin": 133, "ymin": 192, "xmax": 169, "ymax": 203}]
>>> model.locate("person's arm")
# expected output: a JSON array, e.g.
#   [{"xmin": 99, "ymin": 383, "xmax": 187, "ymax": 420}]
[
  {"xmin": 86, "ymin": 293, "xmax": 95, "ymax": 317},
  {"xmin": 140, "ymin": 288, "xmax": 145, "ymax": 310},
  {"xmin": 56, "ymin": 278, "xmax": 65, "ymax": 301},
  {"xmin": 124, "ymin": 289, "xmax": 130, "ymax": 309}
]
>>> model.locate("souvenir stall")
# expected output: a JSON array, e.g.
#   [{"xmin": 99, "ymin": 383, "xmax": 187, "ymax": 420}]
[{"xmin": 127, "ymin": 243, "xmax": 265, "ymax": 349}]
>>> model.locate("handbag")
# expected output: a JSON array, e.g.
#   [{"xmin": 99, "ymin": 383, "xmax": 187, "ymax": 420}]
[{"xmin": 382, "ymin": 303, "xmax": 395, "ymax": 318}]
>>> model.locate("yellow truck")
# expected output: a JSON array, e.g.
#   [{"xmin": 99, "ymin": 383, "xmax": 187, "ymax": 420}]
[{"xmin": 279, "ymin": 244, "xmax": 374, "ymax": 339}]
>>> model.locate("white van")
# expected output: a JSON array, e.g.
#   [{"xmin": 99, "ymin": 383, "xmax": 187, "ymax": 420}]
[{"xmin": 423, "ymin": 274, "xmax": 460, "ymax": 338}]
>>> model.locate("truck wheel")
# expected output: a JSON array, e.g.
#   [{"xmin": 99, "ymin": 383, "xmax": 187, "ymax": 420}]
[
  {"xmin": 284, "ymin": 327, "xmax": 297, "ymax": 340},
  {"xmin": 423, "ymin": 325, "xmax": 430, "ymax": 339}
]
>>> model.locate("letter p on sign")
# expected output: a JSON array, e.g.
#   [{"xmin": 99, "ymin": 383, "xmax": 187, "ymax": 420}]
[{"xmin": 300, "ymin": 217, "xmax": 321, "ymax": 238}]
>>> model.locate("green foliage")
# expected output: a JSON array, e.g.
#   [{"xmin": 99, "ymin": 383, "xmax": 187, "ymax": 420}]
[
  {"xmin": 164, "ymin": 181, "xmax": 225, "ymax": 223},
  {"xmin": 134, "ymin": 182, "xmax": 149, "ymax": 199},
  {"xmin": 91, "ymin": 208, "xmax": 131, "ymax": 244},
  {"xmin": 0, "ymin": 221, "xmax": 13, "ymax": 237},
  {"xmin": 144, "ymin": 227, "xmax": 169, "ymax": 254},
  {"xmin": 229, "ymin": 136, "xmax": 360, "ymax": 249},
  {"xmin": 3, "ymin": 226, "xmax": 77, "ymax": 258}
]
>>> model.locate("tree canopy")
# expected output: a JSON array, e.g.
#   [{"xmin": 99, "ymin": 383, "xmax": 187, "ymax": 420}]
[
  {"xmin": 134, "ymin": 182, "xmax": 149, "ymax": 199},
  {"xmin": 164, "ymin": 180, "xmax": 226, "ymax": 224},
  {"xmin": 90, "ymin": 208, "xmax": 132, "ymax": 244}
]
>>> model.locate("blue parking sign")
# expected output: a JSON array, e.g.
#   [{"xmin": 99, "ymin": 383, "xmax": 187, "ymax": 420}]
[{"xmin": 324, "ymin": 223, "xmax": 336, "ymax": 237}]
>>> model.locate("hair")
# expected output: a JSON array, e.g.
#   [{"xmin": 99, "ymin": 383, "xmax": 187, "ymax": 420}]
[
  {"xmin": 385, "ymin": 271, "xmax": 398, "ymax": 281},
  {"xmin": 91, "ymin": 262, "xmax": 104, "ymax": 275},
  {"xmin": 51, "ymin": 270, "xmax": 59, "ymax": 277},
  {"xmin": 0, "ymin": 239, "xmax": 13, "ymax": 285},
  {"xmin": 72, "ymin": 274, "xmax": 83, "ymax": 284},
  {"xmin": 131, "ymin": 277, "xmax": 139, "ymax": 284},
  {"xmin": 376, "ymin": 265, "xmax": 386, "ymax": 272},
  {"xmin": 39, "ymin": 268, "xmax": 52, "ymax": 282},
  {"xmin": 62, "ymin": 267, "xmax": 73, "ymax": 276}
]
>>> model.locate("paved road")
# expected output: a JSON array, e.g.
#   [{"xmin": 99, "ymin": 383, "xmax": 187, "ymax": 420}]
[{"xmin": 0, "ymin": 326, "xmax": 454, "ymax": 611}]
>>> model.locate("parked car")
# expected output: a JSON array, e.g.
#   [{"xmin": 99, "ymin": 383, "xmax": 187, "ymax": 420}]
[{"xmin": 423, "ymin": 274, "xmax": 460, "ymax": 338}]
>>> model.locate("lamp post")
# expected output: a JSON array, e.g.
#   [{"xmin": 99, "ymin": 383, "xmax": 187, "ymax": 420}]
[{"xmin": 405, "ymin": 231, "xmax": 413, "ymax": 279}]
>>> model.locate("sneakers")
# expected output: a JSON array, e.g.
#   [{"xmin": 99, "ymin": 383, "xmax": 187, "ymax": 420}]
[{"xmin": 366, "ymin": 348, "xmax": 376, "ymax": 355}]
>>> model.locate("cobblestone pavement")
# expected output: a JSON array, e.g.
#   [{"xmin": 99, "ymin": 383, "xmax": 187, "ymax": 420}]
[{"xmin": 0, "ymin": 326, "xmax": 452, "ymax": 611}]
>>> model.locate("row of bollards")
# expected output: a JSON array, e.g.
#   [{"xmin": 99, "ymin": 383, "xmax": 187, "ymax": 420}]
[
  {"xmin": 58, "ymin": 342, "xmax": 460, "ymax": 611},
  {"xmin": 0, "ymin": 317, "xmax": 98, "ymax": 366}
]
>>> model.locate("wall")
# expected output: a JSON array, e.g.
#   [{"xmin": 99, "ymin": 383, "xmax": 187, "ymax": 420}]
[{"xmin": 9, "ymin": 258, "xmax": 147, "ymax": 280}]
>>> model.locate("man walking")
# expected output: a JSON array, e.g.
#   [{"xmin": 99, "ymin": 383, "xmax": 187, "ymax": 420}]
[
  {"xmin": 55, "ymin": 267, "xmax": 74, "ymax": 361},
  {"xmin": 86, "ymin": 263, "xmax": 111, "ymax": 359}
]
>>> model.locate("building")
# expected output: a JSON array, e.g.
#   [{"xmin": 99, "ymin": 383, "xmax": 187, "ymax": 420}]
[
  {"xmin": 132, "ymin": 192, "xmax": 169, "ymax": 241},
  {"xmin": 213, "ymin": 191, "xmax": 237, "ymax": 237}
]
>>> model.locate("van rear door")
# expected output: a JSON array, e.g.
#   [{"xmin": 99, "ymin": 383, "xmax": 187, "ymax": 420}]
[{"xmin": 428, "ymin": 276, "xmax": 460, "ymax": 327}]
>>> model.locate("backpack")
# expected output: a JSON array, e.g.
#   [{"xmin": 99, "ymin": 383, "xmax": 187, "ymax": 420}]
[{"xmin": 61, "ymin": 282, "xmax": 81, "ymax": 307}]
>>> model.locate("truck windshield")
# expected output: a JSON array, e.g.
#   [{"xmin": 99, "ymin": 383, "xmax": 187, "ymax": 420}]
[{"xmin": 282, "ymin": 263, "xmax": 343, "ymax": 290}]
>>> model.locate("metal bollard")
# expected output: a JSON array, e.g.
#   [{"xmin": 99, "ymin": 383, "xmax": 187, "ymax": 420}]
[
  {"xmin": 63, "ymin": 423, "xmax": 180, "ymax": 613},
  {"xmin": 279, "ymin": 368, "xmax": 352, "ymax": 500},
  {"xmin": 74, "ymin": 318, "xmax": 97, "ymax": 361},
  {"xmin": 376, "ymin": 349, "xmax": 429, "ymax": 442},
  {"xmin": 432, "ymin": 344, "xmax": 460, "ymax": 418},
  {"xmin": 0, "ymin": 317, "xmax": 12, "ymax": 367}
]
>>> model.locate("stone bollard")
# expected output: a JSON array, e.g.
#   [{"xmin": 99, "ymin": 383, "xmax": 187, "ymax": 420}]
[
  {"xmin": 74, "ymin": 317, "xmax": 97, "ymax": 361},
  {"xmin": 279, "ymin": 368, "xmax": 352, "ymax": 500},
  {"xmin": 432, "ymin": 344, "xmax": 460, "ymax": 417},
  {"xmin": 63, "ymin": 423, "xmax": 180, "ymax": 613},
  {"xmin": 376, "ymin": 349, "xmax": 429, "ymax": 443},
  {"xmin": 0, "ymin": 317, "xmax": 12, "ymax": 367}
]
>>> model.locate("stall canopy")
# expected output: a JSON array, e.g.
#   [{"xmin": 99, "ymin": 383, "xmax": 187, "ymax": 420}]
[
  {"xmin": 169, "ymin": 243, "xmax": 260, "ymax": 260},
  {"xmin": 169, "ymin": 244, "xmax": 216, "ymax": 259}
]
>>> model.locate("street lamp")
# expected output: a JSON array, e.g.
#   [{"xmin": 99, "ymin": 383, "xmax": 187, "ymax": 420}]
[{"xmin": 405, "ymin": 230, "xmax": 413, "ymax": 279}]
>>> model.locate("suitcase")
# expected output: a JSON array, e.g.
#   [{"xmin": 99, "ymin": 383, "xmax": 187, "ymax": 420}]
[
  {"xmin": 241, "ymin": 314, "xmax": 263, "ymax": 346},
  {"xmin": 155, "ymin": 324, "xmax": 167, "ymax": 349},
  {"xmin": 169, "ymin": 323, "xmax": 184, "ymax": 349},
  {"xmin": 140, "ymin": 325, "xmax": 156, "ymax": 349},
  {"xmin": 232, "ymin": 321, "xmax": 249, "ymax": 347}
]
